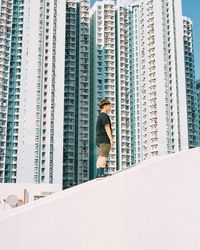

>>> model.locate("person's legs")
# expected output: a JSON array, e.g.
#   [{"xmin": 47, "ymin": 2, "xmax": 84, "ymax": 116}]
[
  {"xmin": 96, "ymin": 144, "xmax": 110, "ymax": 177},
  {"xmin": 96, "ymin": 156, "xmax": 107, "ymax": 168},
  {"xmin": 96, "ymin": 156, "xmax": 107, "ymax": 177}
]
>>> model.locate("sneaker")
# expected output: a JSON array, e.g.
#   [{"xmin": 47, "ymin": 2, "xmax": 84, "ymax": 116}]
[
  {"xmin": 100, "ymin": 172, "xmax": 111, "ymax": 177},
  {"xmin": 96, "ymin": 168, "xmax": 102, "ymax": 178}
]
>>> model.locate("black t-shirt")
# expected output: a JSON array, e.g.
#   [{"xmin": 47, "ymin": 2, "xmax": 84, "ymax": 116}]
[{"xmin": 96, "ymin": 112, "xmax": 112, "ymax": 145}]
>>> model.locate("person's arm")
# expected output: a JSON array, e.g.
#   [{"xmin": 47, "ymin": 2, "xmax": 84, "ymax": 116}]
[{"xmin": 105, "ymin": 124, "xmax": 114, "ymax": 149}]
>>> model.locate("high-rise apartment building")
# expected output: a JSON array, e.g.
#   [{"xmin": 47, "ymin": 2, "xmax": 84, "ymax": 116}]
[
  {"xmin": 129, "ymin": 0, "xmax": 188, "ymax": 163},
  {"xmin": 63, "ymin": 0, "xmax": 90, "ymax": 189},
  {"xmin": 90, "ymin": 0, "xmax": 116, "ymax": 174},
  {"xmin": 0, "ymin": 0, "xmax": 14, "ymax": 182},
  {"xmin": 0, "ymin": 0, "xmax": 66, "ymax": 186},
  {"xmin": 183, "ymin": 17, "xmax": 199, "ymax": 148},
  {"xmin": 127, "ymin": 1, "xmax": 141, "ymax": 165},
  {"xmin": 5, "ymin": 0, "xmax": 25, "ymax": 183},
  {"xmin": 196, "ymin": 79, "xmax": 200, "ymax": 146},
  {"xmin": 115, "ymin": 3, "xmax": 131, "ymax": 169},
  {"xmin": 0, "ymin": 0, "xmax": 91, "ymax": 188},
  {"xmin": 17, "ymin": 0, "xmax": 65, "ymax": 186},
  {"xmin": 90, "ymin": 0, "xmax": 188, "ymax": 172}
]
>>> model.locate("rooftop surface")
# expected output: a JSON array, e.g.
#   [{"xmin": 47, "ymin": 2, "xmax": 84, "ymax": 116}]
[{"xmin": 0, "ymin": 147, "xmax": 200, "ymax": 250}]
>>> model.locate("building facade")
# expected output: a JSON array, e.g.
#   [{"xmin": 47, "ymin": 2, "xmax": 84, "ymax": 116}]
[
  {"xmin": 63, "ymin": 0, "xmax": 90, "ymax": 189},
  {"xmin": 130, "ymin": 0, "xmax": 188, "ymax": 163},
  {"xmin": 196, "ymin": 79, "xmax": 200, "ymax": 146},
  {"xmin": 115, "ymin": 3, "xmax": 131, "ymax": 169},
  {"xmin": 90, "ymin": 0, "xmax": 117, "ymax": 175},
  {"xmin": 128, "ymin": 2, "xmax": 141, "ymax": 165},
  {"xmin": 0, "ymin": 0, "xmax": 91, "ymax": 188},
  {"xmin": 17, "ymin": 0, "xmax": 65, "ymax": 186},
  {"xmin": 89, "ymin": 0, "xmax": 189, "ymax": 174},
  {"xmin": 0, "ymin": 0, "xmax": 65, "ymax": 186},
  {"xmin": 183, "ymin": 17, "xmax": 199, "ymax": 148},
  {"xmin": 114, "ymin": 0, "xmax": 189, "ymax": 164},
  {"xmin": 0, "ymin": 0, "xmax": 14, "ymax": 182}
]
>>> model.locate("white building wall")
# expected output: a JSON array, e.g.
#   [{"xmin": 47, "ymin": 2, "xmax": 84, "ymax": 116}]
[
  {"xmin": 116, "ymin": 3, "xmax": 131, "ymax": 169},
  {"xmin": 175, "ymin": 0, "xmax": 188, "ymax": 150},
  {"xmin": 133, "ymin": 0, "xmax": 188, "ymax": 161},
  {"xmin": 164, "ymin": 0, "xmax": 179, "ymax": 153},
  {"xmin": 140, "ymin": 0, "xmax": 152, "ymax": 160},
  {"xmin": 52, "ymin": 0, "xmax": 65, "ymax": 186},
  {"xmin": 17, "ymin": 0, "xmax": 65, "ymax": 185},
  {"xmin": 154, "ymin": 0, "xmax": 167, "ymax": 155},
  {"xmin": 116, "ymin": 4, "xmax": 131, "ymax": 169},
  {"xmin": 17, "ymin": 0, "xmax": 41, "ymax": 183},
  {"xmin": 128, "ymin": 3, "xmax": 141, "ymax": 165},
  {"xmin": 116, "ymin": 5, "xmax": 122, "ymax": 168}
]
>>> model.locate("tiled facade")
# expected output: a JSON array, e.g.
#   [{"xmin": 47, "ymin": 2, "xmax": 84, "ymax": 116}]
[
  {"xmin": 90, "ymin": 1, "xmax": 116, "ymax": 174},
  {"xmin": 63, "ymin": 0, "xmax": 90, "ymax": 189},
  {"xmin": 183, "ymin": 17, "xmax": 199, "ymax": 148}
]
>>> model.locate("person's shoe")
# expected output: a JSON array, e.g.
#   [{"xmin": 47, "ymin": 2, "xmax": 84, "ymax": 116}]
[
  {"xmin": 100, "ymin": 168, "xmax": 111, "ymax": 177},
  {"xmin": 96, "ymin": 168, "xmax": 110, "ymax": 178},
  {"xmin": 96, "ymin": 168, "xmax": 100, "ymax": 178},
  {"xmin": 101, "ymin": 172, "xmax": 111, "ymax": 177},
  {"xmin": 99, "ymin": 167, "xmax": 105, "ymax": 177}
]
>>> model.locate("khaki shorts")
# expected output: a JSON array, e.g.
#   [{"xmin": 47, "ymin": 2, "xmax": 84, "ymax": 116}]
[{"xmin": 97, "ymin": 143, "xmax": 111, "ymax": 158}]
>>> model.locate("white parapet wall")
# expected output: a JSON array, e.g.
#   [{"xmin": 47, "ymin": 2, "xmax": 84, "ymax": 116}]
[{"xmin": 0, "ymin": 147, "xmax": 200, "ymax": 250}]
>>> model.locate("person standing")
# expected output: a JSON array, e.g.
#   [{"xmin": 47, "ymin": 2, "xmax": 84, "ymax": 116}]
[{"xmin": 96, "ymin": 99, "xmax": 114, "ymax": 177}]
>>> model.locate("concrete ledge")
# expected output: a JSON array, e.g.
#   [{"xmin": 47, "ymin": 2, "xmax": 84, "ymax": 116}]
[{"xmin": 0, "ymin": 148, "xmax": 200, "ymax": 250}]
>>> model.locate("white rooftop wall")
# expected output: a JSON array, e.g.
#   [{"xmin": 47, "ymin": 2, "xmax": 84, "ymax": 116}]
[{"xmin": 0, "ymin": 148, "xmax": 200, "ymax": 250}]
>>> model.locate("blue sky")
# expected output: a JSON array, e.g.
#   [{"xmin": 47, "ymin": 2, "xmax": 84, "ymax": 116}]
[{"xmin": 182, "ymin": 0, "xmax": 200, "ymax": 80}]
